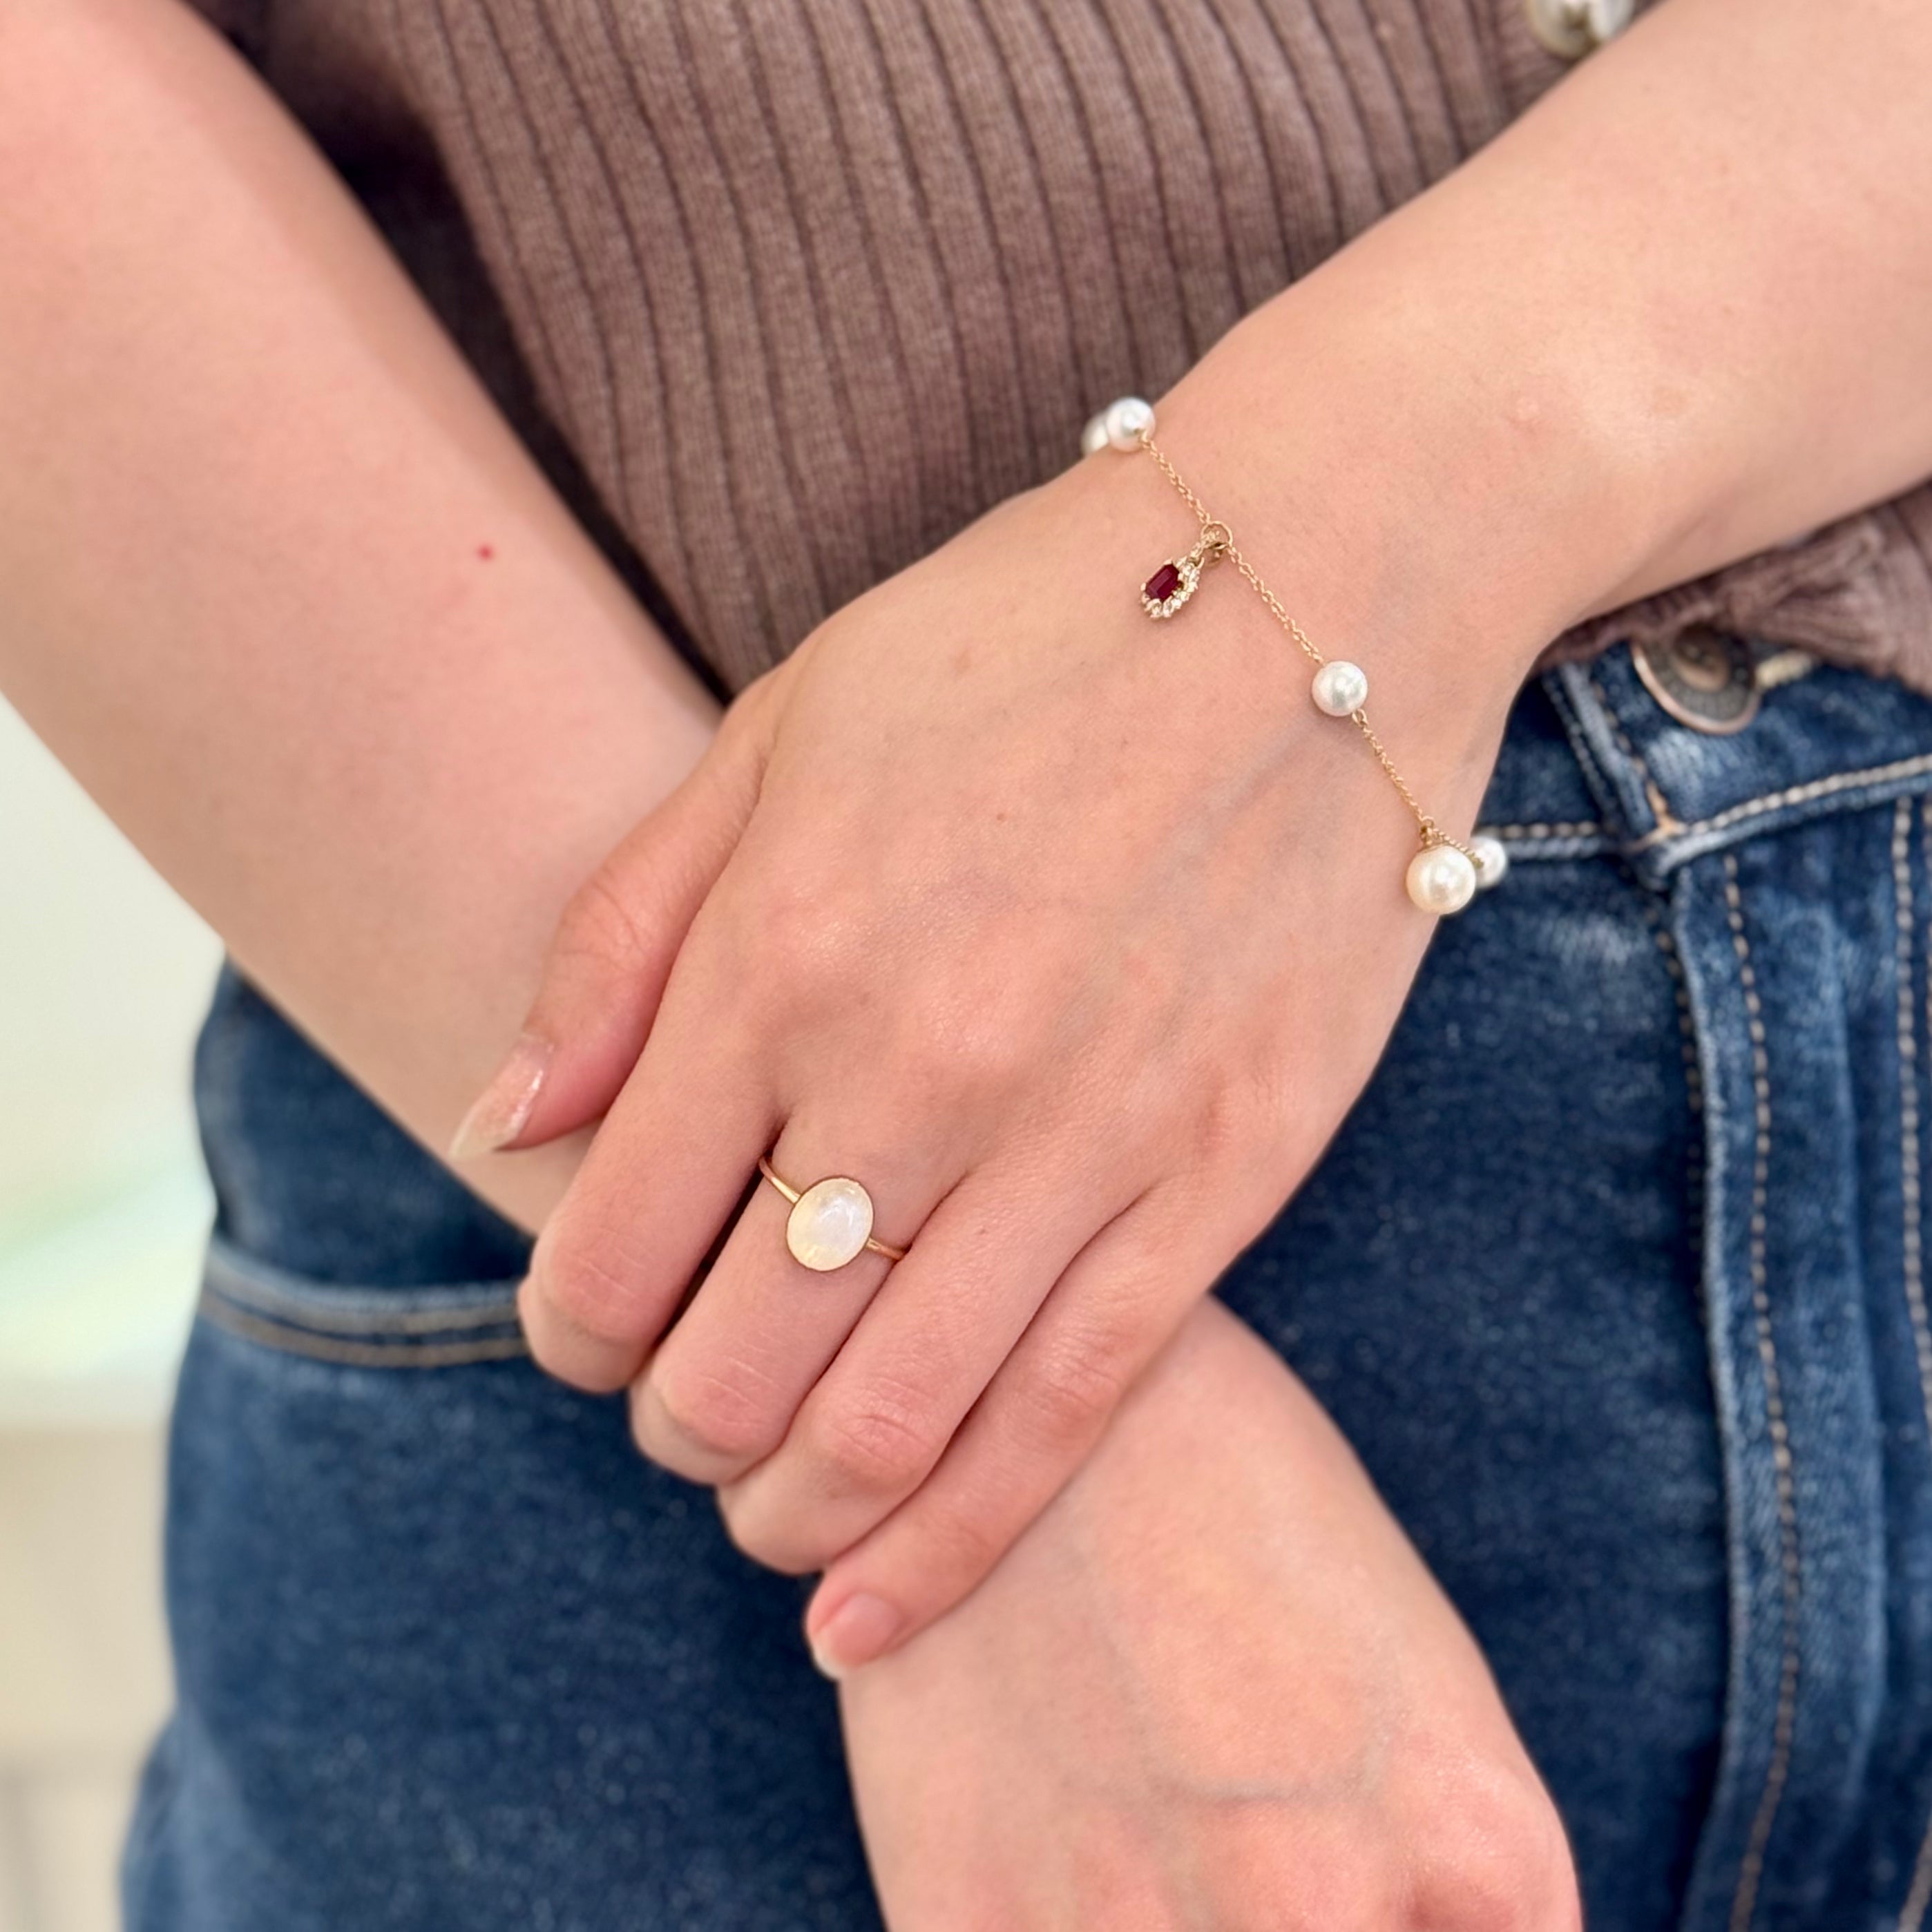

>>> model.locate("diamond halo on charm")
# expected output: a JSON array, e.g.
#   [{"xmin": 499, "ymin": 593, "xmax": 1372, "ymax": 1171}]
[{"xmin": 1141, "ymin": 551, "xmax": 1203, "ymax": 618}]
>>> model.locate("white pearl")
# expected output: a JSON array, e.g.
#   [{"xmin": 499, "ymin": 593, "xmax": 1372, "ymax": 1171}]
[
  {"xmin": 1103, "ymin": 396, "xmax": 1155, "ymax": 450},
  {"xmin": 1469, "ymin": 834, "xmax": 1509, "ymax": 890},
  {"xmin": 785, "ymin": 1177, "xmax": 876, "ymax": 1272},
  {"xmin": 1406, "ymin": 845, "xmax": 1478, "ymax": 917},
  {"xmin": 1310, "ymin": 660, "xmax": 1368, "ymax": 717},
  {"xmin": 1079, "ymin": 411, "xmax": 1111, "ymax": 458}
]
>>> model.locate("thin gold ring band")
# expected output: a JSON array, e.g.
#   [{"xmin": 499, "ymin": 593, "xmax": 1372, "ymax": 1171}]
[{"xmin": 758, "ymin": 1156, "xmax": 908, "ymax": 1265}]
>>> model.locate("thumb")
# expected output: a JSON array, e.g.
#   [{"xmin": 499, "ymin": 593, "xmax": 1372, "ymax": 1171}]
[{"xmin": 448, "ymin": 674, "xmax": 778, "ymax": 1161}]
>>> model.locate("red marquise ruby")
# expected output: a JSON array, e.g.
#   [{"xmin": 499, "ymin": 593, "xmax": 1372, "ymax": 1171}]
[{"xmin": 1145, "ymin": 561, "xmax": 1183, "ymax": 604}]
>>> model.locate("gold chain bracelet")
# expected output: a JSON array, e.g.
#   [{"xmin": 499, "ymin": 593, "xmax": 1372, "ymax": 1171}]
[{"xmin": 1081, "ymin": 396, "xmax": 1505, "ymax": 915}]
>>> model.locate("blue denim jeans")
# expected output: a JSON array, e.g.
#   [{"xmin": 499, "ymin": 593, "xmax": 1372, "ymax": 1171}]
[{"xmin": 127, "ymin": 645, "xmax": 1932, "ymax": 1931}]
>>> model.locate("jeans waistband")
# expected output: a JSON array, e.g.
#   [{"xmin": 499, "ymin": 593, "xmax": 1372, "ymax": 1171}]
[{"xmin": 1479, "ymin": 644, "xmax": 1932, "ymax": 883}]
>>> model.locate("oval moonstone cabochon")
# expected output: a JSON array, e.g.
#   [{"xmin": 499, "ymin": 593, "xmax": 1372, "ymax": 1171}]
[{"xmin": 785, "ymin": 1177, "xmax": 877, "ymax": 1272}]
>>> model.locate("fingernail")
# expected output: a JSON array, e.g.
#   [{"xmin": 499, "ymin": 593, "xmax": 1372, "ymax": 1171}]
[
  {"xmin": 807, "ymin": 1592, "xmax": 901, "ymax": 1681},
  {"xmin": 449, "ymin": 1033, "xmax": 552, "ymax": 1160}
]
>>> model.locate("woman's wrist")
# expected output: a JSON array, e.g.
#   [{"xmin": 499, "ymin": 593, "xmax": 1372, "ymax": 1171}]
[
  {"xmin": 1046, "ymin": 278, "xmax": 1589, "ymax": 869},
  {"xmin": 1148, "ymin": 274, "xmax": 1628, "ymax": 712},
  {"xmin": 1165, "ymin": 0, "xmax": 1932, "ymax": 680}
]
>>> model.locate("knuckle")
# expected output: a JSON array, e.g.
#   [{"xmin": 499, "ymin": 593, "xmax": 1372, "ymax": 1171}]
[
  {"xmin": 1178, "ymin": 1073, "xmax": 1308, "ymax": 1247},
  {"xmin": 906, "ymin": 1499, "xmax": 1006, "ymax": 1597},
  {"xmin": 1022, "ymin": 1328, "xmax": 1138, "ymax": 1455},
  {"xmin": 910, "ymin": 957, "xmax": 1063, "ymax": 1099},
  {"xmin": 714, "ymin": 1486, "xmax": 827, "ymax": 1576},
  {"xmin": 532, "ymin": 1230, "xmax": 651, "ymax": 1348},
  {"xmin": 1260, "ymin": 1842, "xmax": 1387, "ymax": 1932},
  {"xmin": 1505, "ymin": 1815, "xmax": 1582, "ymax": 1932},
  {"xmin": 718, "ymin": 666, "xmax": 780, "ymax": 745},
  {"xmin": 911, "ymin": 1000, "xmax": 1032, "ymax": 1100},
  {"xmin": 1188, "ymin": 1069, "xmax": 1271, "ymax": 1176},
  {"xmin": 1313, "ymin": 1879, "xmax": 1384, "ymax": 1932},
  {"xmin": 642, "ymin": 1352, "xmax": 783, "ymax": 1468},
  {"xmin": 811, "ymin": 1387, "xmax": 945, "ymax": 1498},
  {"xmin": 555, "ymin": 868, "xmax": 659, "ymax": 984},
  {"xmin": 1421, "ymin": 1766, "xmax": 1578, "ymax": 1932}
]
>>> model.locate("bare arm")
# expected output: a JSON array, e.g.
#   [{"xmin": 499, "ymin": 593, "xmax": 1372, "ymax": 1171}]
[
  {"xmin": 0, "ymin": 0, "xmax": 717, "ymax": 1231},
  {"xmin": 1164, "ymin": 0, "xmax": 1932, "ymax": 638}
]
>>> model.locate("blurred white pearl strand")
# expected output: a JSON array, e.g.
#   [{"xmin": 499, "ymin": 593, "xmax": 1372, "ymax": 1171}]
[
  {"xmin": 1081, "ymin": 395, "xmax": 1156, "ymax": 455},
  {"xmin": 1469, "ymin": 834, "xmax": 1510, "ymax": 890}
]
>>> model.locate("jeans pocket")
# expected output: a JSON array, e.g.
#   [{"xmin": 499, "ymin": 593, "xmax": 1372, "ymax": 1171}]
[
  {"xmin": 137, "ymin": 1236, "xmax": 872, "ymax": 1932},
  {"xmin": 194, "ymin": 1233, "xmax": 526, "ymax": 1368}
]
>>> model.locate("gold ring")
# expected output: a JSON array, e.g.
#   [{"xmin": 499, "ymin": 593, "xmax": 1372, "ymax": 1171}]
[{"xmin": 758, "ymin": 1156, "xmax": 908, "ymax": 1272}]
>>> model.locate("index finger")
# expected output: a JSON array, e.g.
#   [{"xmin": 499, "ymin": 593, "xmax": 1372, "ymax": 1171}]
[{"xmin": 520, "ymin": 930, "xmax": 779, "ymax": 1390}]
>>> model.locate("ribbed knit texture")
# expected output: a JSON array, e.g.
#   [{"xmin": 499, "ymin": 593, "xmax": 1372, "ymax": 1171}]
[{"xmin": 207, "ymin": 0, "xmax": 1932, "ymax": 697}]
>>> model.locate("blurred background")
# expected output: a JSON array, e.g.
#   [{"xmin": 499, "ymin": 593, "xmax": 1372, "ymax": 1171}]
[{"xmin": 0, "ymin": 696, "xmax": 220, "ymax": 1931}]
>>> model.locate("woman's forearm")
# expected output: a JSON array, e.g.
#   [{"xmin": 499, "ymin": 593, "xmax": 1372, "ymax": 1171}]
[
  {"xmin": 0, "ymin": 0, "xmax": 717, "ymax": 1229},
  {"xmin": 6, "ymin": 0, "xmax": 1924, "ymax": 1227},
  {"xmin": 1482, "ymin": 0, "xmax": 1932, "ymax": 609},
  {"xmin": 1156, "ymin": 0, "xmax": 1932, "ymax": 687}
]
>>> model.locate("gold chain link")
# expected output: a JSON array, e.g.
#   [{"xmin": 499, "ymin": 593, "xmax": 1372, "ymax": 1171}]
[{"xmin": 1138, "ymin": 428, "xmax": 1464, "ymax": 857}]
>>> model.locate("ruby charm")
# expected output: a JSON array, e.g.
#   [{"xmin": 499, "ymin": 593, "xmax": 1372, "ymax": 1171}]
[
  {"xmin": 1140, "ymin": 551, "xmax": 1201, "ymax": 619},
  {"xmin": 1145, "ymin": 562, "xmax": 1183, "ymax": 604}
]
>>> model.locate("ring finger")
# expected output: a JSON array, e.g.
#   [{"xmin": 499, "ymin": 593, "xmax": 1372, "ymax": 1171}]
[
  {"xmin": 629, "ymin": 1112, "xmax": 959, "ymax": 1486},
  {"xmin": 714, "ymin": 1143, "xmax": 1145, "ymax": 1573}
]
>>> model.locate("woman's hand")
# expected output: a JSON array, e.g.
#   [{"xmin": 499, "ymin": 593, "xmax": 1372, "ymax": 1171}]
[
  {"xmin": 470, "ymin": 300, "xmax": 1589, "ymax": 1669},
  {"xmin": 453, "ymin": 0, "xmax": 1932, "ymax": 1668},
  {"xmin": 842, "ymin": 1297, "xmax": 1580, "ymax": 1932}
]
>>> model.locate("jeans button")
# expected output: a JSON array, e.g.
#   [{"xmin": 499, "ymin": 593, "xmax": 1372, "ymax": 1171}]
[
  {"xmin": 1631, "ymin": 627, "xmax": 1763, "ymax": 735},
  {"xmin": 1526, "ymin": 0, "xmax": 1635, "ymax": 59}
]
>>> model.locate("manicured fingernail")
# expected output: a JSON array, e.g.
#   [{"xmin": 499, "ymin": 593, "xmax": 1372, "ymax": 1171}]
[
  {"xmin": 807, "ymin": 1592, "xmax": 901, "ymax": 1680},
  {"xmin": 449, "ymin": 1033, "xmax": 552, "ymax": 1160}
]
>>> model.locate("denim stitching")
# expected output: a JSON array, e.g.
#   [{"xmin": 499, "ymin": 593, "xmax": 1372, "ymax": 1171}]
[
  {"xmin": 1473, "ymin": 819, "xmax": 1603, "ymax": 840},
  {"xmin": 1590, "ymin": 665, "xmax": 1681, "ymax": 833},
  {"xmin": 198, "ymin": 1292, "xmax": 530, "ymax": 1368},
  {"xmin": 1637, "ymin": 890, "xmax": 1704, "ymax": 1241},
  {"xmin": 1630, "ymin": 752, "xmax": 1932, "ymax": 857},
  {"xmin": 1898, "ymin": 798, "xmax": 1932, "ymax": 1932},
  {"xmin": 1638, "ymin": 890, "xmax": 1703, "ymax": 1108},
  {"xmin": 203, "ymin": 1265, "xmax": 524, "ymax": 1337},
  {"xmin": 1723, "ymin": 855, "xmax": 1802, "ymax": 1932},
  {"xmin": 1558, "ymin": 688, "xmax": 1627, "ymax": 832},
  {"xmin": 1486, "ymin": 752, "xmax": 1932, "ymax": 866},
  {"xmin": 1893, "ymin": 799, "xmax": 1932, "ymax": 1419}
]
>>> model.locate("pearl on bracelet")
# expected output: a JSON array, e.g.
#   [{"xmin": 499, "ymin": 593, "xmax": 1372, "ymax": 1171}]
[
  {"xmin": 1080, "ymin": 410, "xmax": 1112, "ymax": 458},
  {"xmin": 1311, "ymin": 660, "xmax": 1368, "ymax": 717},
  {"xmin": 1405, "ymin": 844, "xmax": 1478, "ymax": 916},
  {"xmin": 1102, "ymin": 396, "xmax": 1156, "ymax": 450},
  {"xmin": 1469, "ymin": 834, "xmax": 1509, "ymax": 890}
]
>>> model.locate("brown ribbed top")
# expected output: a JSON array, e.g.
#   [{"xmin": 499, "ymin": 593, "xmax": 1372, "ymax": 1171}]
[{"xmin": 200, "ymin": 0, "xmax": 1932, "ymax": 698}]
